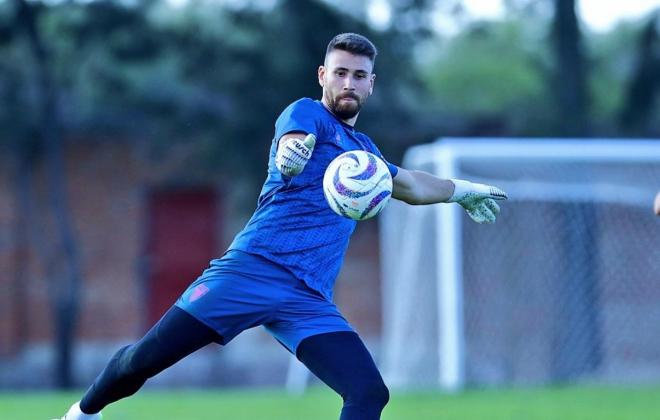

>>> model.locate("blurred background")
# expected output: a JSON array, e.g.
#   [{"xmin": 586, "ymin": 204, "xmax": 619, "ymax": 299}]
[{"xmin": 0, "ymin": 0, "xmax": 659, "ymax": 405}]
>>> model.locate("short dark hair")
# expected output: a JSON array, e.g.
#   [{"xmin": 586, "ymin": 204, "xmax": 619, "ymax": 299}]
[{"xmin": 325, "ymin": 33, "xmax": 378, "ymax": 64}]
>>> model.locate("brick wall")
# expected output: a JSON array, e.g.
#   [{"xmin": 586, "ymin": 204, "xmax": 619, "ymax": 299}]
[
  {"xmin": 0, "ymin": 143, "xmax": 146, "ymax": 353},
  {"xmin": 0, "ymin": 160, "xmax": 17, "ymax": 356},
  {"xmin": 0, "ymin": 141, "xmax": 383, "ymax": 359}
]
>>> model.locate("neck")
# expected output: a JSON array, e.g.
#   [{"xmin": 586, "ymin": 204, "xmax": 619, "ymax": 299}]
[{"xmin": 321, "ymin": 97, "xmax": 358, "ymax": 127}]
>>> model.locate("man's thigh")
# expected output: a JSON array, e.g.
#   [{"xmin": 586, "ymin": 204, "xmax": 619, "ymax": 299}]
[
  {"xmin": 295, "ymin": 331, "xmax": 385, "ymax": 395},
  {"xmin": 176, "ymin": 250, "xmax": 290, "ymax": 344},
  {"xmin": 265, "ymin": 281, "xmax": 354, "ymax": 354}
]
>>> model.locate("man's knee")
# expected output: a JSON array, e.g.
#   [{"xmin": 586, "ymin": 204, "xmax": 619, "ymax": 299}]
[
  {"xmin": 107, "ymin": 344, "xmax": 131, "ymax": 373},
  {"xmin": 111, "ymin": 342, "xmax": 159, "ymax": 380},
  {"xmin": 346, "ymin": 378, "xmax": 390, "ymax": 410}
]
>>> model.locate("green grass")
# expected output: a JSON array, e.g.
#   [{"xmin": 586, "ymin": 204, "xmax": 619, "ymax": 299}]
[{"xmin": 2, "ymin": 385, "xmax": 660, "ymax": 419}]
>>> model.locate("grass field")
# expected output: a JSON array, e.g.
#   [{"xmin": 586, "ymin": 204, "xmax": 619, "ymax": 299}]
[{"xmin": 2, "ymin": 385, "xmax": 660, "ymax": 419}]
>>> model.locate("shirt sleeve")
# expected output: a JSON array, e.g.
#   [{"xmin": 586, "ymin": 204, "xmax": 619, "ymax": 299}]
[
  {"xmin": 385, "ymin": 161, "xmax": 399, "ymax": 178},
  {"xmin": 274, "ymin": 98, "xmax": 322, "ymax": 141}
]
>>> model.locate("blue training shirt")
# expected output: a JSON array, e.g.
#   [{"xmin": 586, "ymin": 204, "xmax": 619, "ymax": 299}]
[{"xmin": 228, "ymin": 98, "xmax": 398, "ymax": 300}]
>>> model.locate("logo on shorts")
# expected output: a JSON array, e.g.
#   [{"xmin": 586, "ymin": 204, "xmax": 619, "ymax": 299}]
[{"xmin": 189, "ymin": 284, "xmax": 210, "ymax": 303}]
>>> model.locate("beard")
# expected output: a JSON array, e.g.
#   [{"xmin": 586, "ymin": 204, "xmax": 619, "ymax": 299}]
[{"xmin": 325, "ymin": 91, "xmax": 363, "ymax": 120}]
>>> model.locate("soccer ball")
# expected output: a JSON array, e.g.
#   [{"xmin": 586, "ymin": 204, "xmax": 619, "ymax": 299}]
[{"xmin": 323, "ymin": 150, "xmax": 393, "ymax": 221}]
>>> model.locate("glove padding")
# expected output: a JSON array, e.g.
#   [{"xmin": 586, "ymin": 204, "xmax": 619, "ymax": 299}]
[
  {"xmin": 448, "ymin": 179, "xmax": 508, "ymax": 224},
  {"xmin": 275, "ymin": 133, "xmax": 316, "ymax": 177}
]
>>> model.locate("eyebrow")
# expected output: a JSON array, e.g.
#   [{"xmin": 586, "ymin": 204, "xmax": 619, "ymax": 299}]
[{"xmin": 333, "ymin": 66, "xmax": 370, "ymax": 75}]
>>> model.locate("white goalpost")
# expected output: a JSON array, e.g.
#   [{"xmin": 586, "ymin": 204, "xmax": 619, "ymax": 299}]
[{"xmin": 380, "ymin": 138, "xmax": 660, "ymax": 391}]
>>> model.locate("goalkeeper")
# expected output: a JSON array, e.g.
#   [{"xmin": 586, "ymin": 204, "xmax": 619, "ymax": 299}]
[{"xmin": 56, "ymin": 33, "xmax": 507, "ymax": 420}]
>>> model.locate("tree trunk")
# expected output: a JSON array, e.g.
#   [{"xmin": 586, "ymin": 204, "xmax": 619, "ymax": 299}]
[
  {"xmin": 14, "ymin": 0, "xmax": 83, "ymax": 389},
  {"xmin": 550, "ymin": 0, "xmax": 602, "ymax": 382},
  {"xmin": 551, "ymin": 0, "xmax": 589, "ymax": 136},
  {"xmin": 10, "ymin": 151, "xmax": 31, "ymax": 355},
  {"xmin": 619, "ymin": 13, "xmax": 660, "ymax": 135}
]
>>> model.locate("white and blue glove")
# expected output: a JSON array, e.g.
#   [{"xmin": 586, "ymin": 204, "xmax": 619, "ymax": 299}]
[
  {"xmin": 275, "ymin": 133, "xmax": 316, "ymax": 177},
  {"xmin": 448, "ymin": 179, "xmax": 508, "ymax": 224}
]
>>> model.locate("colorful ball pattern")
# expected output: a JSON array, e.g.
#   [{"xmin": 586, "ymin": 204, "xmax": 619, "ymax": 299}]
[{"xmin": 323, "ymin": 150, "xmax": 393, "ymax": 221}]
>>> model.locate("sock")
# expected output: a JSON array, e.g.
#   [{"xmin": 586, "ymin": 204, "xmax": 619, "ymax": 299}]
[{"xmin": 65, "ymin": 401, "xmax": 101, "ymax": 419}]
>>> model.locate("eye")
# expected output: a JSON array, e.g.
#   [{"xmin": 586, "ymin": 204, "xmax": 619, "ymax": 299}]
[{"xmin": 336, "ymin": 70, "xmax": 347, "ymax": 77}]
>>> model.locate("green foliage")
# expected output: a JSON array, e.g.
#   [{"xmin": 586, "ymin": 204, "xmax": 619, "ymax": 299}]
[
  {"xmin": 0, "ymin": 0, "xmax": 428, "ymax": 187},
  {"xmin": 419, "ymin": 20, "xmax": 554, "ymax": 135},
  {"xmin": 587, "ymin": 22, "xmax": 643, "ymax": 131},
  {"xmin": 1, "ymin": 0, "xmax": 656, "ymax": 179},
  {"xmin": 417, "ymin": 7, "xmax": 660, "ymax": 138},
  {"xmin": 423, "ymin": 22, "xmax": 545, "ymax": 114}
]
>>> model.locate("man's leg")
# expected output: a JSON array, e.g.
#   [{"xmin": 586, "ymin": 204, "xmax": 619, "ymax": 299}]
[
  {"xmin": 79, "ymin": 305, "xmax": 221, "ymax": 414},
  {"xmin": 296, "ymin": 331, "xmax": 390, "ymax": 420}
]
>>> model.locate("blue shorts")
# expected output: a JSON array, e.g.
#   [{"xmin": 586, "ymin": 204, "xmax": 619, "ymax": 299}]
[{"xmin": 175, "ymin": 250, "xmax": 354, "ymax": 354}]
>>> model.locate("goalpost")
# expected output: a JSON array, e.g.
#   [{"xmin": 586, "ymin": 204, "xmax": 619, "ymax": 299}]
[{"xmin": 380, "ymin": 138, "xmax": 660, "ymax": 391}]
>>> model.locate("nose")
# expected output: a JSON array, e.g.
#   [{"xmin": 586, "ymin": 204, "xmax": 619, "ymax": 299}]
[{"xmin": 343, "ymin": 77, "xmax": 355, "ymax": 91}]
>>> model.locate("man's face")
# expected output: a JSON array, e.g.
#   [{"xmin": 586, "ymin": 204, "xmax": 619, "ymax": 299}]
[{"xmin": 318, "ymin": 49, "xmax": 375, "ymax": 122}]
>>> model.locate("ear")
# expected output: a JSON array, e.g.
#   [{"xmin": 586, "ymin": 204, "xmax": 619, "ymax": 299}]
[
  {"xmin": 318, "ymin": 65, "xmax": 325, "ymax": 87},
  {"xmin": 369, "ymin": 73, "xmax": 376, "ymax": 95}
]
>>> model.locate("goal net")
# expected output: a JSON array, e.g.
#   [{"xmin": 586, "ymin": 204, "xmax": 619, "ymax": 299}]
[{"xmin": 380, "ymin": 138, "xmax": 660, "ymax": 391}]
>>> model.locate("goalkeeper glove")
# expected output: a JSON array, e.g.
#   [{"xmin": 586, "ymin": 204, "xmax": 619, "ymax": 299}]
[
  {"xmin": 275, "ymin": 133, "xmax": 316, "ymax": 177},
  {"xmin": 448, "ymin": 179, "xmax": 508, "ymax": 224}
]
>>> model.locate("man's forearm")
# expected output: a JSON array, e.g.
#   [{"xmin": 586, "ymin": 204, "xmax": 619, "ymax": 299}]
[
  {"xmin": 393, "ymin": 168, "xmax": 508, "ymax": 224},
  {"xmin": 407, "ymin": 170, "xmax": 455, "ymax": 205}
]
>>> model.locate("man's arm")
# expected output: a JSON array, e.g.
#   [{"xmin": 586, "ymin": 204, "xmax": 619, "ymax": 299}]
[
  {"xmin": 391, "ymin": 168, "xmax": 456, "ymax": 204},
  {"xmin": 392, "ymin": 167, "xmax": 508, "ymax": 224}
]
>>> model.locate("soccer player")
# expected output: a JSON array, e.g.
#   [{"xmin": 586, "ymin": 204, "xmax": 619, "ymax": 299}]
[{"xmin": 56, "ymin": 33, "xmax": 507, "ymax": 420}]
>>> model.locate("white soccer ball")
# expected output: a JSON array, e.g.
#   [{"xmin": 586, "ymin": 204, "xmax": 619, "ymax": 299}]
[{"xmin": 323, "ymin": 150, "xmax": 393, "ymax": 221}]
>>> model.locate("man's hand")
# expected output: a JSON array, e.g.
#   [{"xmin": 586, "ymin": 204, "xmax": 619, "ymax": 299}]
[
  {"xmin": 448, "ymin": 179, "xmax": 508, "ymax": 224},
  {"xmin": 275, "ymin": 133, "xmax": 316, "ymax": 177}
]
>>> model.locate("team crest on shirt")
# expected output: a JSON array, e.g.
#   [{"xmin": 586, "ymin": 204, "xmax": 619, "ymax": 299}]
[{"xmin": 189, "ymin": 284, "xmax": 210, "ymax": 303}]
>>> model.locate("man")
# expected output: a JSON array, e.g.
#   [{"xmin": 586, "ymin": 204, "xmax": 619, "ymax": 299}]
[{"xmin": 56, "ymin": 33, "xmax": 507, "ymax": 420}]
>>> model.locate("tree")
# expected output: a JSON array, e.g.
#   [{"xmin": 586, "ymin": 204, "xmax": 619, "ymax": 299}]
[
  {"xmin": 550, "ymin": 0, "xmax": 589, "ymax": 136},
  {"xmin": 11, "ymin": 0, "xmax": 82, "ymax": 388},
  {"xmin": 550, "ymin": 0, "xmax": 602, "ymax": 383},
  {"xmin": 620, "ymin": 12, "xmax": 660, "ymax": 135},
  {"xmin": 418, "ymin": 19, "xmax": 550, "ymax": 135}
]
